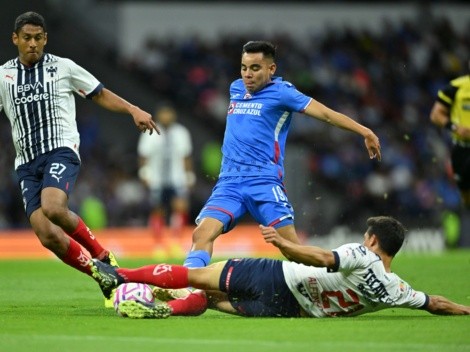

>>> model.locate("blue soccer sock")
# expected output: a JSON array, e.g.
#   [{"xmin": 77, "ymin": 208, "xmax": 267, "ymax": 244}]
[{"xmin": 183, "ymin": 250, "xmax": 211, "ymax": 268}]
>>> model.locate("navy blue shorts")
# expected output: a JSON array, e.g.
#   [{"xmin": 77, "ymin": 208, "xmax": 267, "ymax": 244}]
[
  {"xmin": 219, "ymin": 258, "xmax": 301, "ymax": 317},
  {"xmin": 196, "ymin": 176, "xmax": 295, "ymax": 233},
  {"xmin": 16, "ymin": 147, "xmax": 81, "ymax": 218}
]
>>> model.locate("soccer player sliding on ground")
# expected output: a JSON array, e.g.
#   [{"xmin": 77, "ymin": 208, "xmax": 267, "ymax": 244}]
[{"xmin": 91, "ymin": 216, "xmax": 470, "ymax": 318}]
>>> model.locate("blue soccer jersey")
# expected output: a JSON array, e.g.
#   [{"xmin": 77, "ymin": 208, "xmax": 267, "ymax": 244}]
[{"xmin": 220, "ymin": 77, "xmax": 312, "ymax": 179}]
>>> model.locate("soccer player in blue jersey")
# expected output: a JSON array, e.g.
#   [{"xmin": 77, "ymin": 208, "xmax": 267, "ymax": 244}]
[
  {"xmin": 183, "ymin": 40, "xmax": 381, "ymax": 269},
  {"xmin": 0, "ymin": 12, "xmax": 159, "ymax": 307}
]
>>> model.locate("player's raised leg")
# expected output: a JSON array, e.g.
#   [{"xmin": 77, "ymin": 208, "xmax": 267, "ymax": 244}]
[
  {"xmin": 90, "ymin": 259, "xmax": 220, "ymax": 317},
  {"xmin": 90, "ymin": 259, "xmax": 226, "ymax": 292}
]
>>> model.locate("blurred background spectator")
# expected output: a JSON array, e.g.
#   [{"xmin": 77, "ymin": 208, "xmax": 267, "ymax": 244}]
[{"xmin": 138, "ymin": 104, "xmax": 195, "ymax": 256}]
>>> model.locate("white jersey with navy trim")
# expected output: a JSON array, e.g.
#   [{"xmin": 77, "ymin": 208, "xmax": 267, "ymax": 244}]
[
  {"xmin": 283, "ymin": 243, "xmax": 428, "ymax": 317},
  {"xmin": 0, "ymin": 53, "xmax": 103, "ymax": 168}
]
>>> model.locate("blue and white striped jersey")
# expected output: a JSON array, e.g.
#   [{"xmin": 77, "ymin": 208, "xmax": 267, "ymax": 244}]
[{"xmin": 0, "ymin": 53, "xmax": 103, "ymax": 168}]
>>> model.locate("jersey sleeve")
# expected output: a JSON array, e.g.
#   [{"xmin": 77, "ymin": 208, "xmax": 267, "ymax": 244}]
[
  {"xmin": 393, "ymin": 278, "xmax": 429, "ymax": 309},
  {"xmin": 328, "ymin": 243, "xmax": 377, "ymax": 273},
  {"xmin": 437, "ymin": 83, "xmax": 457, "ymax": 107},
  {"xmin": 278, "ymin": 81, "xmax": 312, "ymax": 113},
  {"xmin": 65, "ymin": 58, "xmax": 103, "ymax": 99}
]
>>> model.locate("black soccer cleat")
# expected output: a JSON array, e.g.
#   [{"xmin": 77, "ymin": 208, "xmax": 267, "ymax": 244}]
[
  {"xmin": 100, "ymin": 252, "xmax": 120, "ymax": 308},
  {"xmin": 90, "ymin": 259, "xmax": 125, "ymax": 298}
]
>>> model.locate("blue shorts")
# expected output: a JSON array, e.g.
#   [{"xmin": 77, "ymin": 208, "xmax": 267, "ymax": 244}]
[
  {"xmin": 196, "ymin": 176, "xmax": 294, "ymax": 233},
  {"xmin": 219, "ymin": 258, "xmax": 301, "ymax": 317},
  {"xmin": 16, "ymin": 147, "xmax": 81, "ymax": 218}
]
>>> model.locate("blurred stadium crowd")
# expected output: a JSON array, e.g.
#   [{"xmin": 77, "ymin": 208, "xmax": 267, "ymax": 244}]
[{"xmin": 0, "ymin": 13, "xmax": 468, "ymax": 235}]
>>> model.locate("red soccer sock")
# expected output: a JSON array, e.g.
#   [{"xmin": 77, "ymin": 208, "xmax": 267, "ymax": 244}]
[
  {"xmin": 117, "ymin": 264, "xmax": 189, "ymax": 288},
  {"xmin": 168, "ymin": 290, "xmax": 207, "ymax": 316},
  {"xmin": 67, "ymin": 217, "xmax": 107, "ymax": 259},
  {"xmin": 61, "ymin": 239, "xmax": 92, "ymax": 276}
]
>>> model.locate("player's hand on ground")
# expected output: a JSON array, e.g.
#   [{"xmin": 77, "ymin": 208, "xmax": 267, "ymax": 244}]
[
  {"xmin": 132, "ymin": 107, "xmax": 161, "ymax": 135},
  {"xmin": 364, "ymin": 132, "xmax": 381, "ymax": 161}
]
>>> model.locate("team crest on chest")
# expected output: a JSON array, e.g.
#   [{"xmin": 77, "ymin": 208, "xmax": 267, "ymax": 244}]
[
  {"xmin": 227, "ymin": 102, "xmax": 236, "ymax": 114},
  {"xmin": 46, "ymin": 66, "xmax": 58, "ymax": 77}
]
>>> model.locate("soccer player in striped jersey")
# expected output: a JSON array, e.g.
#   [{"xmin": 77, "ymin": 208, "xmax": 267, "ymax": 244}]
[
  {"xmin": 183, "ymin": 40, "xmax": 381, "ymax": 269},
  {"xmin": 90, "ymin": 216, "xmax": 470, "ymax": 318},
  {"xmin": 0, "ymin": 11, "xmax": 159, "ymax": 307}
]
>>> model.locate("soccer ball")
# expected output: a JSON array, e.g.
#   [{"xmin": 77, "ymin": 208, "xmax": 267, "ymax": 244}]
[{"xmin": 113, "ymin": 282, "xmax": 155, "ymax": 316}]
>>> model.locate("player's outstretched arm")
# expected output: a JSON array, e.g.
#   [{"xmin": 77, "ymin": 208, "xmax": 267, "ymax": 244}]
[
  {"xmin": 425, "ymin": 295, "xmax": 470, "ymax": 315},
  {"xmin": 92, "ymin": 88, "xmax": 160, "ymax": 135},
  {"xmin": 260, "ymin": 225, "xmax": 335, "ymax": 267},
  {"xmin": 303, "ymin": 99, "xmax": 381, "ymax": 161}
]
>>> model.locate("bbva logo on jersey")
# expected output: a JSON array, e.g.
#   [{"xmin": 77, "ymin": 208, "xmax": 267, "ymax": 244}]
[
  {"xmin": 14, "ymin": 81, "xmax": 50, "ymax": 104},
  {"xmin": 17, "ymin": 81, "xmax": 43, "ymax": 93}
]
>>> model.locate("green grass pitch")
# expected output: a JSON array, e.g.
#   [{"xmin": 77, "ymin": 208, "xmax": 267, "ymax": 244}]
[{"xmin": 0, "ymin": 252, "xmax": 469, "ymax": 352}]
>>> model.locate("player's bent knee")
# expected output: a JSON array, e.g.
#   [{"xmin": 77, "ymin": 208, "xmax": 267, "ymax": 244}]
[
  {"xmin": 37, "ymin": 231, "xmax": 68, "ymax": 252},
  {"xmin": 41, "ymin": 204, "xmax": 67, "ymax": 223}
]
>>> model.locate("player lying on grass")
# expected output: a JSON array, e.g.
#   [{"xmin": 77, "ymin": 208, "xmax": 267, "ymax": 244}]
[{"xmin": 91, "ymin": 216, "xmax": 470, "ymax": 318}]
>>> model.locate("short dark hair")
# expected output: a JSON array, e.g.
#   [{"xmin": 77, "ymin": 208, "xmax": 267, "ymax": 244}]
[
  {"xmin": 366, "ymin": 216, "xmax": 406, "ymax": 257},
  {"xmin": 242, "ymin": 41, "xmax": 276, "ymax": 61},
  {"xmin": 14, "ymin": 11, "xmax": 46, "ymax": 34}
]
